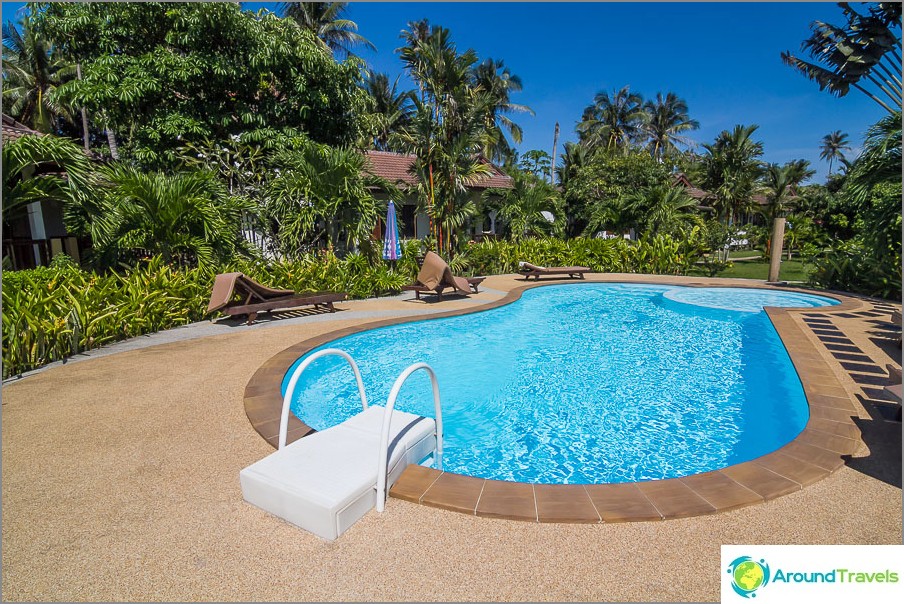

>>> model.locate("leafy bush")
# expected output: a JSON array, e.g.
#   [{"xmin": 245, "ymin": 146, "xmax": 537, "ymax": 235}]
[
  {"xmin": 2, "ymin": 235, "xmax": 707, "ymax": 378},
  {"xmin": 459, "ymin": 234, "xmax": 702, "ymax": 276}
]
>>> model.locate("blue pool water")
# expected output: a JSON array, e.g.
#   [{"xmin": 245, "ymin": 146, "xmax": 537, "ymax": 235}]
[{"xmin": 281, "ymin": 284, "xmax": 839, "ymax": 484}]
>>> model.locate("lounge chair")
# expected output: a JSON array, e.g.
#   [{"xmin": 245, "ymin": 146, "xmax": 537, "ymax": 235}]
[
  {"xmin": 207, "ymin": 272, "xmax": 347, "ymax": 324},
  {"xmin": 402, "ymin": 251, "xmax": 484, "ymax": 300},
  {"xmin": 518, "ymin": 261, "xmax": 590, "ymax": 281}
]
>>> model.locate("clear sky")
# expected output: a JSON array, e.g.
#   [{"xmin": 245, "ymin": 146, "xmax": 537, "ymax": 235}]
[{"xmin": 3, "ymin": 2, "xmax": 893, "ymax": 183}]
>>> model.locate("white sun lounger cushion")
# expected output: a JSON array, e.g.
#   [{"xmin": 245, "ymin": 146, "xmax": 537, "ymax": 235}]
[{"xmin": 240, "ymin": 406, "xmax": 436, "ymax": 541}]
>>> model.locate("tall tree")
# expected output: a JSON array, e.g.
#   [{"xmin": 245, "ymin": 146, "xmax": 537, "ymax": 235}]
[
  {"xmin": 396, "ymin": 21, "xmax": 493, "ymax": 255},
  {"xmin": 2, "ymin": 16, "xmax": 75, "ymax": 133},
  {"xmin": 577, "ymin": 85, "xmax": 645, "ymax": 153},
  {"xmin": 819, "ymin": 130, "xmax": 852, "ymax": 175},
  {"xmin": 700, "ymin": 124, "xmax": 765, "ymax": 224},
  {"xmin": 781, "ymin": 2, "xmax": 902, "ymax": 114},
  {"xmin": 34, "ymin": 2, "xmax": 371, "ymax": 167},
  {"xmin": 280, "ymin": 2, "xmax": 374, "ymax": 59},
  {"xmin": 643, "ymin": 92, "xmax": 699, "ymax": 161},
  {"xmin": 760, "ymin": 163, "xmax": 797, "ymax": 223},
  {"xmin": 364, "ymin": 72, "xmax": 414, "ymax": 151},
  {"xmin": 471, "ymin": 57, "xmax": 533, "ymax": 164}
]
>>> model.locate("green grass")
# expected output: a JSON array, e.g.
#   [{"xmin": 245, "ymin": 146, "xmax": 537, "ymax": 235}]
[
  {"xmin": 728, "ymin": 249, "xmax": 762, "ymax": 259},
  {"xmin": 718, "ymin": 258, "xmax": 813, "ymax": 282}
]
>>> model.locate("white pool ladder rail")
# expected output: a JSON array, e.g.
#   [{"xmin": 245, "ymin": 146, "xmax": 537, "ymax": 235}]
[{"xmin": 239, "ymin": 348, "xmax": 443, "ymax": 540}]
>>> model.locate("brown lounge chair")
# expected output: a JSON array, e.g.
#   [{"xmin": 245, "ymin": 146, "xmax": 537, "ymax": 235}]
[
  {"xmin": 207, "ymin": 272, "xmax": 346, "ymax": 324},
  {"xmin": 519, "ymin": 261, "xmax": 590, "ymax": 281},
  {"xmin": 402, "ymin": 251, "xmax": 485, "ymax": 300}
]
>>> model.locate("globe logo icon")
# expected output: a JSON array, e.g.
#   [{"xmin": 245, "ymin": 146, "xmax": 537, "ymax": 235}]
[{"xmin": 727, "ymin": 556, "xmax": 770, "ymax": 598}]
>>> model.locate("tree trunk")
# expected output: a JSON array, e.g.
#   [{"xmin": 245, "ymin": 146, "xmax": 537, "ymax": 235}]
[
  {"xmin": 105, "ymin": 126, "xmax": 120, "ymax": 160},
  {"xmin": 550, "ymin": 122, "xmax": 559, "ymax": 185},
  {"xmin": 76, "ymin": 63, "xmax": 90, "ymax": 153},
  {"xmin": 767, "ymin": 217, "xmax": 786, "ymax": 283}
]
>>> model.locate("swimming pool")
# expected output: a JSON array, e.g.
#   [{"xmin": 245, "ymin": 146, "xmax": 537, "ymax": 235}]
[{"xmin": 281, "ymin": 284, "xmax": 839, "ymax": 485}]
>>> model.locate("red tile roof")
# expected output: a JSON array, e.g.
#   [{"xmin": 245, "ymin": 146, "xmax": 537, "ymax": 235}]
[
  {"xmin": 2, "ymin": 114, "xmax": 42, "ymax": 143},
  {"xmin": 671, "ymin": 172, "xmax": 713, "ymax": 201},
  {"xmin": 363, "ymin": 150, "xmax": 513, "ymax": 189}
]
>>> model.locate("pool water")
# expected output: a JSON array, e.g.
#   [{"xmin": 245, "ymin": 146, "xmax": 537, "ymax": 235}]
[{"xmin": 282, "ymin": 284, "xmax": 839, "ymax": 484}]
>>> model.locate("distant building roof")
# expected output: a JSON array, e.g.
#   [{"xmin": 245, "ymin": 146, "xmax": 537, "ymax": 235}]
[
  {"xmin": 2, "ymin": 114, "xmax": 42, "ymax": 143},
  {"xmin": 363, "ymin": 150, "xmax": 514, "ymax": 190},
  {"xmin": 671, "ymin": 172, "xmax": 713, "ymax": 201}
]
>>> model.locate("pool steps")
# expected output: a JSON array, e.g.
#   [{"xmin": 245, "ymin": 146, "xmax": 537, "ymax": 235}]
[{"xmin": 239, "ymin": 349, "xmax": 443, "ymax": 541}]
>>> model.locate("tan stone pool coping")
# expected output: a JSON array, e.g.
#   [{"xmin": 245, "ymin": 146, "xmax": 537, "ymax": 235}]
[{"xmin": 243, "ymin": 276, "xmax": 866, "ymax": 523}]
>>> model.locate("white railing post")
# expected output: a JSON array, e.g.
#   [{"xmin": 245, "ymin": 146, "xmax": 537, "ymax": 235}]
[
  {"xmin": 278, "ymin": 348, "xmax": 368, "ymax": 450},
  {"xmin": 375, "ymin": 363, "xmax": 443, "ymax": 513}
]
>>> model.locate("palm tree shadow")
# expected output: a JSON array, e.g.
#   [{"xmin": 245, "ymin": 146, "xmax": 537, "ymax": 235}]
[{"xmin": 843, "ymin": 392, "xmax": 902, "ymax": 488}]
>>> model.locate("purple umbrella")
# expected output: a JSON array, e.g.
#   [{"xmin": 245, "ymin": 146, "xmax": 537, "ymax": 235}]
[{"xmin": 382, "ymin": 200, "xmax": 402, "ymax": 261}]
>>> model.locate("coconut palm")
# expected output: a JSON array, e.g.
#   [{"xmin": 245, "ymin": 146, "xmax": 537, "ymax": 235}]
[
  {"xmin": 844, "ymin": 110, "xmax": 902, "ymax": 205},
  {"xmin": 782, "ymin": 158, "xmax": 816, "ymax": 186},
  {"xmin": 781, "ymin": 2, "xmax": 901, "ymax": 114},
  {"xmin": 577, "ymin": 86, "xmax": 645, "ymax": 153},
  {"xmin": 471, "ymin": 57, "xmax": 533, "ymax": 163},
  {"xmin": 760, "ymin": 163, "xmax": 797, "ymax": 223},
  {"xmin": 280, "ymin": 2, "xmax": 374, "ymax": 59},
  {"xmin": 819, "ymin": 130, "xmax": 851, "ymax": 175},
  {"xmin": 643, "ymin": 92, "xmax": 699, "ymax": 161},
  {"xmin": 364, "ymin": 72, "xmax": 414, "ymax": 151},
  {"xmin": 701, "ymin": 124, "xmax": 765, "ymax": 224},
  {"xmin": 2, "ymin": 17, "xmax": 75, "ymax": 132}
]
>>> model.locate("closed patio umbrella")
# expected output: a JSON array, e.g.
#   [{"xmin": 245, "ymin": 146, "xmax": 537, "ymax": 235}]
[{"xmin": 382, "ymin": 200, "xmax": 402, "ymax": 261}]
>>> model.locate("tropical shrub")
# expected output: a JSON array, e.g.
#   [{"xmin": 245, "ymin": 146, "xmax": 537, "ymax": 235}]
[
  {"xmin": 459, "ymin": 234, "xmax": 703, "ymax": 277},
  {"xmin": 1, "ymin": 243, "xmax": 423, "ymax": 378}
]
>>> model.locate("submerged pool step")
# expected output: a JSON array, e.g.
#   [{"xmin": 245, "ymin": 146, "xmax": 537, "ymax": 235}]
[{"xmin": 240, "ymin": 406, "xmax": 436, "ymax": 541}]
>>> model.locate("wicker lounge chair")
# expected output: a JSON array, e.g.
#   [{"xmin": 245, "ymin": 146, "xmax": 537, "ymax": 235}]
[
  {"xmin": 518, "ymin": 261, "xmax": 590, "ymax": 281},
  {"xmin": 207, "ymin": 272, "xmax": 346, "ymax": 324},
  {"xmin": 402, "ymin": 251, "xmax": 483, "ymax": 300}
]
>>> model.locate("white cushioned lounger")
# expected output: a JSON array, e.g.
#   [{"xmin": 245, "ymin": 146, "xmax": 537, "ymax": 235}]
[{"xmin": 240, "ymin": 406, "xmax": 436, "ymax": 541}]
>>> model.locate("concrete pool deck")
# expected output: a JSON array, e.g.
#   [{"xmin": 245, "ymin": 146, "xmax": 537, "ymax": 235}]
[{"xmin": 2, "ymin": 273, "xmax": 901, "ymax": 601}]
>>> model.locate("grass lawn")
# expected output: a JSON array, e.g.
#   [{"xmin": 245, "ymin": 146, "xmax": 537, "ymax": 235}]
[
  {"xmin": 727, "ymin": 249, "xmax": 762, "ymax": 259},
  {"xmin": 719, "ymin": 258, "xmax": 813, "ymax": 282}
]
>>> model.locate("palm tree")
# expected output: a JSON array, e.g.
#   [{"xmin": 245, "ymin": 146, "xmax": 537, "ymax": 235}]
[
  {"xmin": 89, "ymin": 166, "xmax": 252, "ymax": 268},
  {"xmin": 496, "ymin": 173, "xmax": 563, "ymax": 239},
  {"xmin": 782, "ymin": 158, "xmax": 816, "ymax": 186},
  {"xmin": 577, "ymin": 86, "xmax": 645, "ymax": 153},
  {"xmin": 623, "ymin": 185, "xmax": 698, "ymax": 237},
  {"xmin": 397, "ymin": 21, "xmax": 494, "ymax": 255},
  {"xmin": 280, "ymin": 2, "xmax": 374, "ymax": 59},
  {"xmin": 643, "ymin": 92, "xmax": 699, "ymax": 161},
  {"xmin": 760, "ymin": 163, "xmax": 797, "ymax": 223},
  {"xmin": 471, "ymin": 57, "xmax": 533, "ymax": 164},
  {"xmin": 701, "ymin": 124, "xmax": 765, "ymax": 224},
  {"xmin": 781, "ymin": 2, "xmax": 902, "ymax": 114},
  {"xmin": 364, "ymin": 72, "xmax": 414, "ymax": 151},
  {"xmin": 2, "ymin": 133, "xmax": 93, "ymax": 220},
  {"xmin": 265, "ymin": 143, "xmax": 381, "ymax": 255},
  {"xmin": 2, "ymin": 17, "xmax": 75, "ymax": 133},
  {"xmin": 844, "ymin": 110, "xmax": 902, "ymax": 205},
  {"xmin": 819, "ymin": 130, "xmax": 851, "ymax": 175}
]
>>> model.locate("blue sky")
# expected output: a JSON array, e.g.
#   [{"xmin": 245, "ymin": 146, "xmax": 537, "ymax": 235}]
[{"xmin": 3, "ymin": 2, "xmax": 893, "ymax": 183}]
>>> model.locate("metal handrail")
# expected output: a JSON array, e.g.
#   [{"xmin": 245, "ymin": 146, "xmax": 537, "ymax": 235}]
[
  {"xmin": 375, "ymin": 363, "xmax": 443, "ymax": 512},
  {"xmin": 278, "ymin": 348, "xmax": 368, "ymax": 450}
]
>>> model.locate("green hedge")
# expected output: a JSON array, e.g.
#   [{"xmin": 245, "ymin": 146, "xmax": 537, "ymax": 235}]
[{"xmin": 2, "ymin": 235, "xmax": 700, "ymax": 378}]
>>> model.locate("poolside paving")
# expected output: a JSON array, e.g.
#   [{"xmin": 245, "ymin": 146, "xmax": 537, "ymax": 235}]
[{"xmin": 1, "ymin": 273, "xmax": 900, "ymax": 601}]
